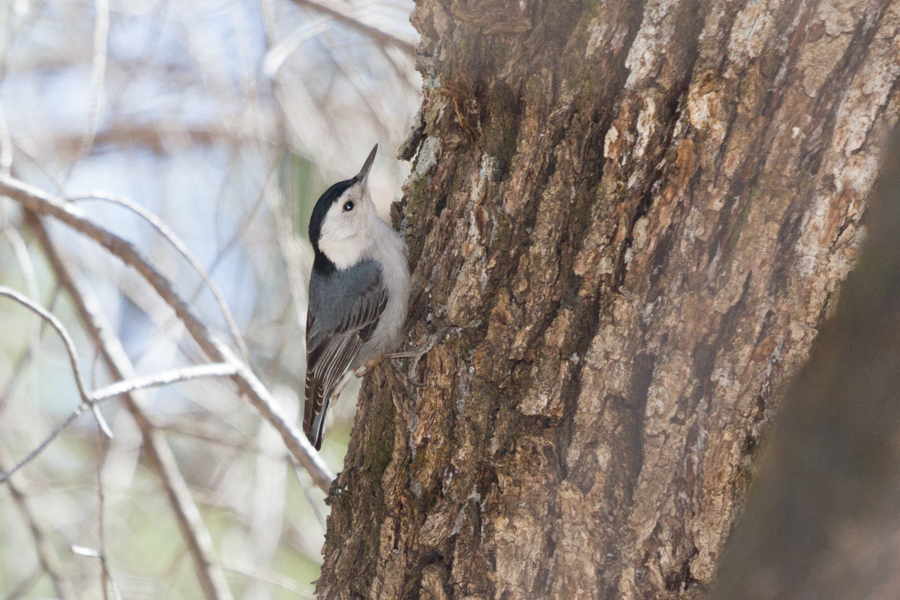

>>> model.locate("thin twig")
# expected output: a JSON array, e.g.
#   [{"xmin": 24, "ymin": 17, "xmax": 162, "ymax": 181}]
[
  {"xmin": 68, "ymin": 192, "xmax": 252, "ymax": 365},
  {"xmin": 290, "ymin": 461, "xmax": 327, "ymax": 530},
  {"xmin": 226, "ymin": 348, "xmax": 335, "ymax": 490},
  {"xmin": 152, "ymin": 416, "xmax": 274, "ymax": 457},
  {"xmin": 91, "ymin": 363, "xmax": 239, "ymax": 402},
  {"xmin": 3, "ymin": 226, "xmax": 42, "ymax": 322},
  {"xmin": 1, "ymin": 225, "xmax": 42, "ymax": 406},
  {"xmin": 0, "ymin": 287, "xmax": 61, "ymax": 416},
  {"xmin": 4, "ymin": 568, "xmax": 42, "ymax": 600},
  {"xmin": 0, "ymin": 287, "xmax": 86, "ymax": 399},
  {"xmin": 0, "ymin": 174, "xmax": 336, "ymax": 491},
  {"xmin": 379, "ymin": 42, "xmax": 422, "ymax": 93},
  {"xmin": 0, "ymin": 406, "xmax": 84, "ymax": 486},
  {"xmin": 0, "ymin": 444, "xmax": 79, "ymax": 600},
  {"xmin": 91, "ymin": 403, "xmax": 114, "ymax": 439},
  {"xmin": 96, "ymin": 427, "xmax": 112, "ymax": 600},
  {"xmin": 53, "ymin": 122, "xmax": 279, "ymax": 157},
  {"xmin": 263, "ymin": 15, "xmax": 334, "ymax": 76},
  {"xmin": 285, "ymin": 0, "xmax": 416, "ymax": 56},
  {"xmin": 0, "ymin": 285, "xmax": 114, "ymax": 439},
  {"xmin": 188, "ymin": 178, "xmax": 269, "ymax": 305},
  {"xmin": 323, "ymin": 29, "xmax": 396, "ymax": 137},
  {"xmin": 68, "ymin": 0, "xmax": 109, "ymax": 176},
  {"xmin": 262, "ymin": 164, "xmax": 313, "ymax": 332},
  {"xmin": 221, "ymin": 559, "xmax": 315, "ymax": 598},
  {"xmin": 26, "ymin": 213, "xmax": 236, "ymax": 600},
  {"xmin": 0, "ymin": 100, "xmax": 12, "ymax": 176},
  {"xmin": 0, "ymin": 362, "xmax": 239, "ymax": 486}
]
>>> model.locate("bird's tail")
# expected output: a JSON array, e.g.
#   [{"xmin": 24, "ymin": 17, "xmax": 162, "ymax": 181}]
[
  {"xmin": 307, "ymin": 396, "xmax": 330, "ymax": 451},
  {"xmin": 303, "ymin": 369, "xmax": 356, "ymax": 450}
]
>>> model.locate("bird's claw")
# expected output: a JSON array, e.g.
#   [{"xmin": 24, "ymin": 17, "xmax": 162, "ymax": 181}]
[{"xmin": 386, "ymin": 333, "xmax": 439, "ymax": 388}]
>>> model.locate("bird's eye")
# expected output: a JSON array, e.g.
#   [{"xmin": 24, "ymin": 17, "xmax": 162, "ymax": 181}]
[{"xmin": 343, "ymin": 201, "xmax": 354, "ymax": 211}]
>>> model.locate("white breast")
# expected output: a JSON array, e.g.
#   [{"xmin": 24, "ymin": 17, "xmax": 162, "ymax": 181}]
[{"xmin": 358, "ymin": 216, "xmax": 410, "ymax": 363}]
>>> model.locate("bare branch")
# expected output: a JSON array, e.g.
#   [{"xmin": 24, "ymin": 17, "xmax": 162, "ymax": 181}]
[
  {"xmin": 0, "ymin": 287, "xmax": 90, "ymax": 403},
  {"xmin": 0, "ymin": 285, "xmax": 234, "ymax": 487},
  {"xmin": 26, "ymin": 213, "xmax": 237, "ymax": 600},
  {"xmin": 0, "ymin": 101, "xmax": 12, "ymax": 176},
  {"xmin": 69, "ymin": 0, "xmax": 109, "ymax": 172},
  {"xmin": 262, "ymin": 166, "xmax": 312, "ymax": 332},
  {"xmin": 51, "ymin": 122, "xmax": 279, "ymax": 157},
  {"xmin": 291, "ymin": 461, "xmax": 327, "ymax": 530},
  {"xmin": 1, "ymin": 225, "xmax": 42, "ymax": 405},
  {"xmin": 189, "ymin": 176, "xmax": 269, "ymax": 304},
  {"xmin": 91, "ymin": 403, "xmax": 114, "ymax": 439},
  {"xmin": 323, "ymin": 30, "xmax": 397, "ymax": 137},
  {"xmin": 263, "ymin": 15, "xmax": 334, "ymax": 77},
  {"xmin": 97, "ymin": 432, "xmax": 126, "ymax": 600},
  {"xmin": 0, "ymin": 445, "xmax": 78, "ymax": 600},
  {"xmin": 4, "ymin": 568, "xmax": 42, "ymax": 600},
  {"xmin": 0, "ymin": 404, "xmax": 86, "ymax": 486},
  {"xmin": 222, "ymin": 559, "xmax": 315, "ymax": 598},
  {"xmin": 284, "ymin": 0, "xmax": 416, "ymax": 57},
  {"xmin": 152, "ymin": 415, "xmax": 278, "ymax": 458},
  {"xmin": 0, "ymin": 285, "xmax": 114, "ymax": 440},
  {"xmin": 225, "ymin": 346, "xmax": 335, "ymax": 490},
  {"xmin": 68, "ymin": 190, "xmax": 252, "ymax": 365},
  {"xmin": 2, "ymin": 226, "xmax": 40, "ymax": 316},
  {"xmin": 0, "ymin": 361, "xmax": 241, "ymax": 486},
  {"xmin": 96, "ymin": 434, "xmax": 113, "ymax": 600},
  {"xmin": 0, "ymin": 287, "xmax": 60, "ymax": 416},
  {"xmin": 0, "ymin": 174, "xmax": 336, "ymax": 491},
  {"xmin": 90, "ymin": 362, "xmax": 239, "ymax": 402}
]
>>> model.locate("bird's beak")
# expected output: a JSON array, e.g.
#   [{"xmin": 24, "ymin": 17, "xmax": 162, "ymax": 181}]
[{"xmin": 355, "ymin": 144, "xmax": 378, "ymax": 187}]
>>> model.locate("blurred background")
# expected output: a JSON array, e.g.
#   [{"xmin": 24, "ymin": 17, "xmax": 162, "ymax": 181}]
[{"xmin": 0, "ymin": 0, "xmax": 420, "ymax": 597}]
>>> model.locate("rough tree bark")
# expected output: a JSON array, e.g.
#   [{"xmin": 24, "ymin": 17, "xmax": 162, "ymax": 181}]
[
  {"xmin": 317, "ymin": 0, "xmax": 900, "ymax": 598},
  {"xmin": 711, "ymin": 126, "xmax": 900, "ymax": 600}
]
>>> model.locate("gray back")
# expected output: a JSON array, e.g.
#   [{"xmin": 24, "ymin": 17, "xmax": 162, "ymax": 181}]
[{"xmin": 308, "ymin": 259, "xmax": 383, "ymax": 334}]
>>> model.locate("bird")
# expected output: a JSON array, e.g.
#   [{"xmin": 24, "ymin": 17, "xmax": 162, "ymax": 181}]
[{"xmin": 303, "ymin": 145, "xmax": 410, "ymax": 450}]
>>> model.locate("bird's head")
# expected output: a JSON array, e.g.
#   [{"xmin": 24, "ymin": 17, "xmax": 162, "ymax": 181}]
[{"xmin": 309, "ymin": 144, "xmax": 379, "ymax": 271}]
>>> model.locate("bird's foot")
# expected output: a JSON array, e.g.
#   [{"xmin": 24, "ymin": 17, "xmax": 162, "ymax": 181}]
[
  {"xmin": 359, "ymin": 357, "xmax": 383, "ymax": 375},
  {"xmin": 386, "ymin": 333, "xmax": 439, "ymax": 388}
]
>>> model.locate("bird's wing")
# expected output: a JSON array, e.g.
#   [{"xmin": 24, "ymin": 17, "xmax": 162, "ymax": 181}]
[{"xmin": 303, "ymin": 274, "xmax": 388, "ymax": 449}]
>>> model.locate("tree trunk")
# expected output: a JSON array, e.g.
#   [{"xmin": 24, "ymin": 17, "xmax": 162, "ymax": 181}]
[
  {"xmin": 317, "ymin": 0, "xmax": 900, "ymax": 598},
  {"xmin": 710, "ymin": 126, "xmax": 900, "ymax": 600}
]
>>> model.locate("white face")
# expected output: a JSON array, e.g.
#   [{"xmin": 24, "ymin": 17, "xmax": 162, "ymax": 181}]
[{"xmin": 317, "ymin": 182, "xmax": 379, "ymax": 270}]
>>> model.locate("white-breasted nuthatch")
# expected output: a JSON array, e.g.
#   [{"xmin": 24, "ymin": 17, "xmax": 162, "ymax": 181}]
[{"xmin": 303, "ymin": 145, "xmax": 410, "ymax": 450}]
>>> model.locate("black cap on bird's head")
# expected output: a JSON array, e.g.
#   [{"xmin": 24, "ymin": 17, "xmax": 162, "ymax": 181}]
[{"xmin": 308, "ymin": 145, "xmax": 378, "ymax": 248}]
